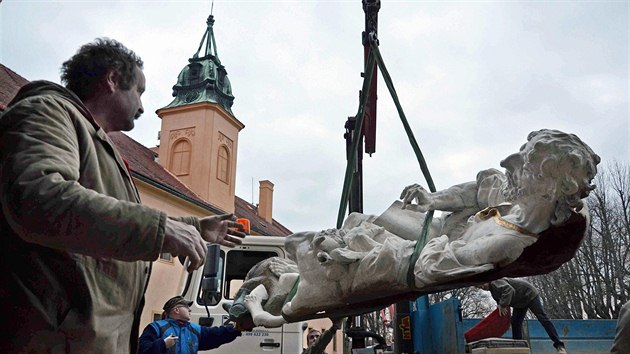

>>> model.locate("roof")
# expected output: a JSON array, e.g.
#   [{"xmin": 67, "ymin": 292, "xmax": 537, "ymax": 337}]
[
  {"xmin": 0, "ymin": 64, "xmax": 29, "ymax": 111},
  {"xmin": 235, "ymin": 195, "xmax": 292, "ymax": 236},
  {"xmin": 0, "ymin": 65, "xmax": 292, "ymax": 236},
  {"xmin": 109, "ymin": 132, "xmax": 292, "ymax": 236}
]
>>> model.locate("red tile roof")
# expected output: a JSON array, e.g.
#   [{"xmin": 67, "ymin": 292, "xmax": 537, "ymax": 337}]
[
  {"xmin": 0, "ymin": 64, "xmax": 29, "ymax": 111},
  {"xmin": 0, "ymin": 66, "xmax": 292, "ymax": 236},
  {"xmin": 109, "ymin": 132, "xmax": 292, "ymax": 236},
  {"xmin": 235, "ymin": 195, "xmax": 292, "ymax": 236}
]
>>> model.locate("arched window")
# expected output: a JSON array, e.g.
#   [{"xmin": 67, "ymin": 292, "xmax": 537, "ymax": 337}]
[
  {"xmin": 170, "ymin": 139, "xmax": 191, "ymax": 176},
  {"xmin": 217, "ymin": 145, "xmax": 230, "ymax": 183}
]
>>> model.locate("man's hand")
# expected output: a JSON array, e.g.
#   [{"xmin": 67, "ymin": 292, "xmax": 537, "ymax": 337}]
[
  {"xmin": 400, "ymin": 183, "xmax": 433, "ymax": 211},
  {"xmin": 162, "ymin": 219, "xmax": 207, "ymax": 272},
  {"xmin": 200, "ymin": 213, "xmax": 246, "ymax": 248},
  {"xmin": 164, "ymin": 334, "xmax": 178, "ymax": 348},
  {"xmin": 498, "ymin": 305, "xmax": 509, "ymax": 316}
]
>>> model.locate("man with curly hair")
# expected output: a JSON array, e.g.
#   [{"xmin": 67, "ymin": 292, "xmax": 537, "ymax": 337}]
[{"xmin": 0, "ymin": 38, "xmax": 245, "ymax": 353}]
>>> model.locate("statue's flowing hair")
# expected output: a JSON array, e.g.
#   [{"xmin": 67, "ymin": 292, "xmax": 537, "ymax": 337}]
[{"xmin": 525, "ymin": 129, "xmax": 600, "ymax": 225}]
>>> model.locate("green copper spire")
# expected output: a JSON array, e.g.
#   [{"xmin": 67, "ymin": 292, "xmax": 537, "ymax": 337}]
[
  {"xmin": 162, "ymin": 14, "xmax": 235, "ymax": 115},
  {"xmin": 193, "ymin": 14, "xmax": 220, "ymax": 61}
]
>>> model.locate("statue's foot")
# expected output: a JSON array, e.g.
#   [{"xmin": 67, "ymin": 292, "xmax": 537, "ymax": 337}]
[
  {"xmin": 244, "ymin": 291, "xmax": 265, "ymax": 309},
  {"xmin": 244, "ymin": 285, "xmax": 286, "ymax": 328},
  {"xmin": 228, "ymin": 303, "xmax": 250, "ymax": 320}
]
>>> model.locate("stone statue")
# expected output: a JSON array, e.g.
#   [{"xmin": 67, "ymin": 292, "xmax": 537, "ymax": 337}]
[
  {"xmin": 233, "ymin": 129, "xmax": 600, "ymax": 328},
  {"xmin": 227, "ymin": 256, "xmax": 298, "ymax": 331}
]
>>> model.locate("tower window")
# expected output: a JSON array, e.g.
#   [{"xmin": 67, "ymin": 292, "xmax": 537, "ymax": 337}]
[
  {"xmin": 188, "ymin": 63, "xmax": 202, "ymax": 84},
  {"xmin": 217, "ymin": 145, "xmax": 230, "ymax": 183},
  {"xmin": 170, "ymin": 139, "xmax": 191, "ymax": 176}
]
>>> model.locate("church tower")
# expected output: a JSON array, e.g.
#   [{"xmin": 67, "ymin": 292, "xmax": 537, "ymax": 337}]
[{"xmin": 156, "ymin": 14, "xmax": 244, "ymax": 213}]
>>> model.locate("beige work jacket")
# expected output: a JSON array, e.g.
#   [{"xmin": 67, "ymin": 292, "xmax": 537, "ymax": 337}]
[{"xmin": 0, "ymin": 81, "xmax": 188, "ymax": 353}]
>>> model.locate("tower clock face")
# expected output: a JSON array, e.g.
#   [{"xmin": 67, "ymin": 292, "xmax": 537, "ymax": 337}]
[{"xmin": 185, "ymin": 90, "xmax": 200, "ymax": 103}]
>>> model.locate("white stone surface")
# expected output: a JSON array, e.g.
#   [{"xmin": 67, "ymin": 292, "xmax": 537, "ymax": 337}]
[{"xmin": 241, "ymin": 129, "xmax": 601, "ymax": 325}]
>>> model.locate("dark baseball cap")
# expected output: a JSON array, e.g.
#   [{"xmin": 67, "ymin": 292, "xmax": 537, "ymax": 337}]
[{"xmin": 163, "ymin": 296, "xmax": 193, "ymax": 314}]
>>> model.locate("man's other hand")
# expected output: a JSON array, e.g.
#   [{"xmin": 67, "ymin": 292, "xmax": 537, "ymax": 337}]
[
  {"xmin": 164, "ymin": 334, "xmax": 178, "ymax": 348},
  {"xmin": 162, "ymin": 219, "xmax": 207, "ymax": 272},
  {"xmin": 200, "ymin": 213, "xmax": 246, "ymax": 248}
]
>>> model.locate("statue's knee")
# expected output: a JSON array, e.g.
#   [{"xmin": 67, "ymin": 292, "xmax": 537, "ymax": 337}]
[{"xmin": 343, "ymin": 212, "xmax": 375, "ymax": 229}]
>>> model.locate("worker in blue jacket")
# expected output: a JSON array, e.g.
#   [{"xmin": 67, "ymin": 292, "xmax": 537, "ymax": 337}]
[{"xmin": 139, "ymin": 296, "xmax": 241, "ymax": 354}]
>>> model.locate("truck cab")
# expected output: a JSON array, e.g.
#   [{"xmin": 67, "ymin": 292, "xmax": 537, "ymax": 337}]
[{"xmin": 181, "ymin": 236, "xmax": 303, "ymax": 353}]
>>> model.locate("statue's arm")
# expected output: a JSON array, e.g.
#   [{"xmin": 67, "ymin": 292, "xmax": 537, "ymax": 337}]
[{"xmin": 401, "ymin": 181, "xmax": 479, "ymax": 212}]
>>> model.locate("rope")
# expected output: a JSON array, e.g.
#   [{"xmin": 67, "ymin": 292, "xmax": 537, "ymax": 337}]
[
  {"xmin": 367, "ymin": 38, "xmax": 437, "ymax": 288},
  {"xmin": 282, "ymin": 276, "xmax": 300, "ymax": 309},
  {"xmin": 368, "ymin": 37, "xmax": 436, "ymax": 193},
  {"xmin": 286, "ymin": 51, "xmax": 379, "ymax": 307},
  {"xmin": 336, "ymin": 33, "xmax": 437, "ymax": 289},
  {"xmin": 286, "ymin": 33, "xmax": 439, "ymax": 314}
]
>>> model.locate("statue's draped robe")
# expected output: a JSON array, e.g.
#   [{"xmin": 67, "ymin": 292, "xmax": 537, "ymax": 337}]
[{"xmin": 283, "ymin": 169, "xmax": 538, "ymax": 317}]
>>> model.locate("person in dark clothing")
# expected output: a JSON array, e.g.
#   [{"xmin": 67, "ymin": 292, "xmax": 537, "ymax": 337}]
[
  {"xmin": 611, "ymin": 300, "xmax": 630, "ymax": 354},
  {"xmin": 302, "ymin": 328, "xmax": 324, "ymax": 354},
  {"xmin": 478, "ymin": 277, "xmax": 567, "ymax": 354},
  {"xmin": 139, "ymin": 296, "xmax": 241, "ymax": 354}
]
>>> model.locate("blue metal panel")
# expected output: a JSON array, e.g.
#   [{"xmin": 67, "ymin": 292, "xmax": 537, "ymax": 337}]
[
  {"xmin": 428, "ymin": 298, "xmax": 465, "ymax": 354},
  {"xmin": 462, "ymin": 318, "xmax": 616, "ymax": 354},
  {"xmin": 527, "ymin": 319, "xmax": 616, "ymax": 354},
  {"xmin": 411, "ymin": 296, "xmax": 433, "ymax": 354}
]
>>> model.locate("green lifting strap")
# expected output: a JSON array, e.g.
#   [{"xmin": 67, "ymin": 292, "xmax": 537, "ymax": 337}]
[
  {"xmin": 285, "ymin": 35, "xmax": 438, "ymax": 309},
  {"xmin": 283, "ymin": 51, "xmax": 380, "ymax": 309},
  {"xmin": 335, "ymin": 50, "xmax": 379, "ymax": 229},
  {"xmin": 282, "ymin": 277, "xmax": 299, "ymax": 309},
  {"xmin": 335, "ymin": 34, "xmax": 438, "ymax": 289},
  {"xmin": 367, "ymin": 38, "xmax": 437, "ymax": 289}
]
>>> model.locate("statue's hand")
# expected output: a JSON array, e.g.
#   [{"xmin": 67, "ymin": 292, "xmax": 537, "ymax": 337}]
[{"xmin": 400, "ymin": 183, "xmax": 432, "ymax": 211}]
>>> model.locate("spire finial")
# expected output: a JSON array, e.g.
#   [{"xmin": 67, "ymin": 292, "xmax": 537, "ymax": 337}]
[
  {"xmin": 192, "ymin": 10, "xmax": 219, "ymax": 61},
  {"xmin": 161, "ymin": 4, "xmax": 234, "ymax": 115}
]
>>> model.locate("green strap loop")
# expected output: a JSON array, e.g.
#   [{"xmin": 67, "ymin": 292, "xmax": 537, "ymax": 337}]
[
  {"xmin": 283, "ymin": 34, "xmax": 439, "ymax": 321},
  {"xmin": 369, "ymin": 39, "xmax": 436, "ymax": 194},
  {"xmin": 335, "ymin": 35, "xmax": 437, "ymax": 290},
  {"xmin": 368, "ymin": 39, "xmax": 437, "ymax": 289},
  {"xmin": 283, "ymin": 276, "xmax": 300, "ymax": 307}
]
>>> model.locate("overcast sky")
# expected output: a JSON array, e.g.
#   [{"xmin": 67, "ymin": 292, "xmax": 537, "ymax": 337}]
[{"xmin": 1, "ymin": 1, "xmax": 628, "ymax": 232}]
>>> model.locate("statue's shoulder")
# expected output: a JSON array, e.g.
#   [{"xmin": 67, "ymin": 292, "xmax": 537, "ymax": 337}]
[
  {"xmin": 476, "ymin": 168, "xmax": 506, "ymax": 191},
  {"xmin": 476, "ymin": 169, "xmax": 507, "ymax": 208},
  {"xmin": 476, "ymin": 168, "xmax": 504, "ymax": 182}
]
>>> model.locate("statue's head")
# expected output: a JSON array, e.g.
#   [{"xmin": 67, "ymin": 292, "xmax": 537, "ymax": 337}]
[{"xmin": 500, "ymin": 129, "xmax": 600, "ymax": 225}]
